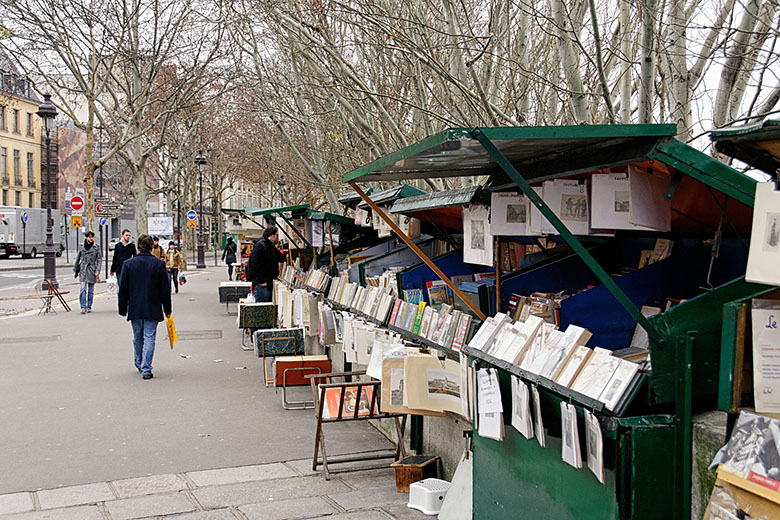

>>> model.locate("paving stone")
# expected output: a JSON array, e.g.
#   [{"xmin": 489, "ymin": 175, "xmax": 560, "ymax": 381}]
[
  {"xmin": 192, "ymin": 475, "xmax": 350, "ymax": 509},
  {"xmin": 0, "ymin": 492, "xmax": 34, "ymax": 515},
  {"xmin": 36, "ymin": 482, "xmax": 115, "ymax": 510},
  {"xmin": 187, "ymin": 463, "xmax": 297, "ymax": 487},
  {"xmin": 328, "ymin": 485, "xmax": 407, "ymax": 511},
  {"xmin": 104, "ymin": 492, "xmax": 196, "ymax": 520},
  {"xmin": 338, "ymin": 468, "xmax": 398, "ymax": 490},
  {"xmin": 239, "ymin": 496, "xmax": 337, "ymax": 520},
  {"xmin": 0, "ymin": 504, "xmax": 104, "ymax": 520},
  {"xmin": 382, "ymin": 503, "xmax": 431, "ymax": 519},
  {"xmin": 308, "ymin": 511, "xmax": 389, "ymax": 520},
  {"xmin": 139, "ymin": 509, "xmax": 238, "ymax": 520},
  {"xmin": 111, "ymin": 473, "xmax": 189, "ymax": 498},
  {"xmin": 283, "ymin": 459, "xmax": 319, "ymax": 477}
]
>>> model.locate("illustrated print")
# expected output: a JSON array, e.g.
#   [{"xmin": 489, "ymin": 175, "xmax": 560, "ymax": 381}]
[
  {"xmin": 614, "ymin": 191, "xmax": 630, "ymax": 213},
  {"xmin": 471, "ymin": 220, "xmax": 485, "ymax": 250},
  {"xmin": 390, "ymin": 368, "xmax": 404, "ymax": 406},
  {"xmin": 426, "ymin": 369, "xmax": 460, "ymax": 398},
  {"xmin": 561, "ymin": 194, "xmax": 588, "ymax": 222},
  {"xmin": 765, "ymin": 213, "xmax": 780, "ymax": 252},
  {"xmin": 506, "ymin": 203, "xmax": 527, "ymax": 223}
]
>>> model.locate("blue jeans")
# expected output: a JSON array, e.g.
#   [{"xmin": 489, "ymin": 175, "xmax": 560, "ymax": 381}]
[
  {"xmin": 131, "ymin": 319, "xmax": 158, "ymax": 375},
  {"xmin": 253, "ymin": 283, "xmax": 272, "ymax": 302},
  {"xmin": 79, "ymin": 281, "xmax": 95, "ymax": 309}
]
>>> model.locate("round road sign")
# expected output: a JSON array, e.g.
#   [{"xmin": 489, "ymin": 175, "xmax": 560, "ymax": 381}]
[
  {"xmin": 21, "ymin": 211, "xmax": 28, "ymax": 223},
  {"xmin": 187, "ymin": 210, "xmax": 197, "ymax": 221},
  {"xmin": 99, "ymin": 217, "xmax": 106, "ymax": 226},
  {"xmin": 71, "ymin": 196, "xmax": 84, "ymax": 211},
  {"xmin": 96, "ymin": 203, "xmax": 104, "ymax": 214}
]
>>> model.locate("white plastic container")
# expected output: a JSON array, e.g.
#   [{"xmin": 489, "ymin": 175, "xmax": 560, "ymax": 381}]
[{"xmin": 407, "ymin": 478, "xmax": 451, "ymax": 515}]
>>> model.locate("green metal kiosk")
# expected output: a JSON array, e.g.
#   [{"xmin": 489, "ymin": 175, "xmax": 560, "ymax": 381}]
[{"xmin": 342, "ymin": 124, "xmax": 770, "ymax": 520}]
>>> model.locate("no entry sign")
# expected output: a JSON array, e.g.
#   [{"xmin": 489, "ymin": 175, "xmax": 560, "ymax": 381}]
[{"xmin": 71, "ymin": 196, "xmax": 84, "ymax": 211}]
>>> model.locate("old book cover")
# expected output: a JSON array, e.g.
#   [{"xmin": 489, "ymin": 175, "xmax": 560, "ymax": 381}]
[
  {"xmin": 403, "ymin": 303, "xmax": 418, "ymax": 331},
  {"xmin": 322, "ymin": 385, "xmax": 377, "ymax": 419},
  {"xmin": 570, "ymin": 349, "xmax": 621, "ymax": 400},
  {"xmin": 389, "ymin": 298, "xmax": 402, "ymax": 325},
  {"xmin": 405, "ymin": 354, "xmax": 463, "ymax": 414},
  {"xmin": 452, "ymin": 314, "xmax": 473, "ymax": 351},
  {"xmin": 412, "ymin": 302, "xmax": 427, "ymax": 334},
  {"xmin": 599, "ymin": 359, "xmax": 640, "ymax": 411},
  {"xmin": 554, "ymin": 345, "xmax": 594, "ymax": 387},
  {"xmin": 419, "ymin": 306, "xmax": 434, "ymax": 338}
]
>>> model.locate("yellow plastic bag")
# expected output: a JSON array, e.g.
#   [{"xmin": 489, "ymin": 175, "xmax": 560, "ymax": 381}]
[{"xmin": 166, "ymin": 315, "xmax": 178, "ymax": 350}]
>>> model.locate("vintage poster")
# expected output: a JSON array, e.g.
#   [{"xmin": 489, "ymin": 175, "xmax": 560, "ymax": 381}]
[
  {"xmin": 463, "ymin": 204, "xmax": 494, "ymax": 266},
  {"xmin": 490, "ymin": 192, "xmax": 529, "ymax": 236},
  {"xmin": 381, "ymin": 358, "xmax": 445, "ymax": 417},
  {"xmin": 751, "ymin": 299, "xmax": 780, "ymax": 413},
  {"xmin": 405, "ymin": 354, "xmax": 463, "ymax": 415},
  {"xmin": 746, "ymin": 182, "xmax": 780, "ymax": 286},
  {"xmin": 540, "ymin": 180, "xmax": 590, "ymax": 235},
  {"xmin": 322, "ymin": 386, "xmax": 376, "ymax": 419}
]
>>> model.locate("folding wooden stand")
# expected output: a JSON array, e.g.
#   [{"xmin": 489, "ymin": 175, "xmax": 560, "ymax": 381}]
[{"xmin": 307, "ymin": 370, "xmax": 407, "ymax": 480}]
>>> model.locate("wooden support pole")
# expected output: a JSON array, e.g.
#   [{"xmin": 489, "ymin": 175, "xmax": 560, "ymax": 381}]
[{"xmin": 349, "ymin": 181, "xmax": 487, "ymax": 321}]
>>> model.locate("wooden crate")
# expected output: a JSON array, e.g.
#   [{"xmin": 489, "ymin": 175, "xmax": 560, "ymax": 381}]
[
  {"xmin": 390, "ymin": 455, "xmax": 439, "ymax": 493},
  {"xmin": 704, "ymin": 466, "xmax": 780, "ymax": 519}
]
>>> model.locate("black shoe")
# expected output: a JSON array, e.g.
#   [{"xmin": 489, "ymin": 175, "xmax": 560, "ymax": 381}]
[{"xmin": 142, "ymin": 373, "xmax": 153, "ymax": 379}]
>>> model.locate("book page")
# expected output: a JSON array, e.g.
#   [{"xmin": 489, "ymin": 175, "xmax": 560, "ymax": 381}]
[
  {"xmin": 531, "ymin": 385, "xmax": 545, "ymax": 448},
  {"xmin": 751, "ymin": 299, "xmax": 780, "ymax": 413},
  {"xmin": 570, "ymin": 350, "xmax": 620, "ymax": 399},
  {"xmin": 511, "ymin": 376, "xmax": 534, "ymax": 439},
  {"xmin": 584, "ymin": 410, "xmax": 605, "ymax": 483},
  {"xmin": 746, "ymin": 182, "xmax": 780, "ymax": 285}
]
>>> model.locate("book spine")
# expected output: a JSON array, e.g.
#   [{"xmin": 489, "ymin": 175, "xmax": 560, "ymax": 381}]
[{"xmin": 412, "ymin": 302, "xmax": 427, "ymax": 334}]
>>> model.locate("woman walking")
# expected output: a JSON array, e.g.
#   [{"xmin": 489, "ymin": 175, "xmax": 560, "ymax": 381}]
[
  {"xmin": 222, "ymin": 236, "xmax": 238, "ymax": 280},
  {"xmin": 165, "ymin": 242, "xmax": 183, "ymax": 294},
  {"xmin": 74, "ymin": 230, "xmax": 102, "ymax": 314}
]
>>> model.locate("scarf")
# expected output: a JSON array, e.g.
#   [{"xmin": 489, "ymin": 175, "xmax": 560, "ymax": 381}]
[{"xmin": 84, "ymin": 239, "xmax": 93, "ymax": 251}]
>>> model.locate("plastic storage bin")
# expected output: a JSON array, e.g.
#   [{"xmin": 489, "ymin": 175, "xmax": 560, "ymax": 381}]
[{"xmin": 407, "ymin": 478, "xmax": 451, "ymax": 515}]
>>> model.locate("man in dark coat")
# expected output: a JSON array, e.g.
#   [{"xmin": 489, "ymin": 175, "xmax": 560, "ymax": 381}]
[
  {"xmin": 110, "ymin": 229, "xmax": 136, "ymax": 280},
  {"xmin": 247, "ymin": 226, "xmax": 286, "ymax": 302},
  {"xmin": 118, "ymin": 234, "xmax": 171, "ymax": 379},
  {"xmin": 222, "ymin": 236, "xmax": 238, "ymax": 280}
]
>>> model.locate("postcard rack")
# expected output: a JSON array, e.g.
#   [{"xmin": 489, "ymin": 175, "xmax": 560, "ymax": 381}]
[{"xmin": 306, "ymin": 370, "xmax": 407, "ymax": 480}]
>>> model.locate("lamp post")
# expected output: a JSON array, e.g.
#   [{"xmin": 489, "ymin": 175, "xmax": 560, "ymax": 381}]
[
  {"xmin": 37, "ymin": 94, "xmax": 58, "ymax": 288},
  {"xmin": 195, "ymin": 151, "xmax": 206, "ymax": 269}
]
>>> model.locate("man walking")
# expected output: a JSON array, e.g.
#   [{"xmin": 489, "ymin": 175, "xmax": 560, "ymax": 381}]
[
  {"xmin": 222, "ymin": 236, "xmax": 238, "ymax": 280},
  {"xmin": 247, "ymin": 226, "xmax": 286, "ymax": 302},
  {"xmin": 165, "ymin": 242, "xmax": 183, "ymax": 294},
  {"xmin": 150, "ymin": 236, "xmax": 165, "ymax": 260},
  {"xmin": 110, "ymin": 229, "xmax": 136, "ymax": 280},
  {"xmin": 74, "ymin": 230, "xmax": 102, "ymax": 314},
  {"xmin": 118, "ymin": 234, "xmax": 171, "ymax": 380}
]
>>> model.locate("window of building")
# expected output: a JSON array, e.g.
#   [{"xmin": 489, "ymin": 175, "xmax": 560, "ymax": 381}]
[
  {"xmin": 0, "ymin": 147, "xmax": 6, "ymax": 184},
  {"xmin": 13, "ymin": 150, "xmax": 20, "ymax": 185},
  {"xmin": 26, "ymin": 152, "xmax": 33, "ymax": 187},
  {"xmin": 28, "ymin": 192, "xmax": 33, "ymax": 207},
  {"xmin": 2, "ymin": 190, "xmax": 6, "ymax": 205},
  {"xmin": 0, "ymin": 106, "xmax": 5, "ymax": 130},
  {"xmin": 26, "ymin": 113, "xmax": 33, "ymax": 137},
  {"xmin": 14, "ymin": 191, "xmax": 20, "ymax": 206},
  {"xmin": 12, "ymin": 109, "xmax": 19, "ymax": 133}
]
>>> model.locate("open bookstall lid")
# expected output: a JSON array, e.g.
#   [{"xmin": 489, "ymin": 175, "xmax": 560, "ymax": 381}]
[
  {"xmin": 389, "ymin": 185, "xmax": 490, "ymax": 230},
  {"xmin": 711, "ymin": 119, "xmax": 780, "ymax": 177}
]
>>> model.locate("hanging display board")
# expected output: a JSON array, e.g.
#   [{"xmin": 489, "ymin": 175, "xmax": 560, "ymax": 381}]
[
  {"xmin": 490, "ymin": 192, "xmax": 529, "ymax": 236},
  {"xmin": 746, "ymin": 182, "xmax": 780, "ymax": 286},
  {"xmin": 463, "ymin": 204, "xmax": 493, "ymax": 266}
]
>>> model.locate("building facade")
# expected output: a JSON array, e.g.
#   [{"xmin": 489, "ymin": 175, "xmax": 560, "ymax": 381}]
[{"xmin": 0, "ymin": 61, "xmax": 42, "ymax": 209}]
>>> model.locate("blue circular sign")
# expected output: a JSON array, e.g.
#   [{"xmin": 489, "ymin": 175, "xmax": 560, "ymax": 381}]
[
  {"xmin": 21, "ymin": 211, "xmax": 28, "ymax": 223},
  {"xmin": 187, "ymin": 210, "xmax": 197, "ymax": 221},
  {"xmin": 99, "ymin": 217, "xmax": 106, "ymax": 226}
]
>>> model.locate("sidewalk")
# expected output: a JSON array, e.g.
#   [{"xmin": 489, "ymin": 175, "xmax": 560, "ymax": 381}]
[{"xmin": 0, "ymin": 266, "xmax": 426, "ymax": 520}]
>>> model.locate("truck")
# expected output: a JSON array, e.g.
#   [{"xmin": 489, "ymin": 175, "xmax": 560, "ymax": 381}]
[{"xmin": 0, "ymin": 206, "xmax": 63, "ymax": 259}]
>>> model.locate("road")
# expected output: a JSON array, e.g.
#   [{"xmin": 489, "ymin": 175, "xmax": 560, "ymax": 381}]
[{"xmin": 0, "ymin": 265, "xmax": 74, "ymax": 290}]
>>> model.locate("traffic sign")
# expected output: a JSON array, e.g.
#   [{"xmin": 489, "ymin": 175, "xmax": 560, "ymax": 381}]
[
  {"xmin": 99, "ymin": 217, "xmax": 106, "ymax": 226},
  {"xmin": 72, "ymin": 216, "xmax": 82, "ymax": 227},
  {"xmin": 96, "ymin": 203, "xmax": 104, "ymax": 214},
  {"xmin": 187, "ymin": 210, "xmax": 197, "ymax": 221},
  {"xmin": 95, "ymin": 196, "xmax": 111, "ymax": 203},
  {"xmin": 21, "ymin": 211, "xmax": 27, "ymax": 224},
  {"xmin": 188, "ymin": 220, "xmax": 196, "ymax": 228},
  {"xmin": 71, "ymin": 196, "xmax": 84, "ymax": 211}
]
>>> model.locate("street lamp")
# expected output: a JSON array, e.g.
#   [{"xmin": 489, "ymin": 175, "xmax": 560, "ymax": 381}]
[
  {"xmin": 195, "ymin": 150, "xmax": 206, "ymax": 269},
  {"xmin": 37, "ymin": 94, "xmax": 58, "ymax": 288}
]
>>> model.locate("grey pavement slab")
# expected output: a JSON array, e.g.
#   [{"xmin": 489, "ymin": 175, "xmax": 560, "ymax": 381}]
[
  {"xmin": 0, "ymin": 504, "xmax": 104, "ymax": 520},
  {"xmin": 282, "ymin": 459, "xmax": 319, "ymax": 477},
  {"xmin": 0, "ymin": 492, "xmax": 33, "ymax": 515},
  {"xmin": 36, "ymin": 482, "xmax": 115, "ymax": 510},
  {"xmin": 104, "ymin": 491, "xmax": 196, "ymax": 520},
  {"xmin": 328, "ymin": 485, "xmax": 408, "ymax": 511},
  {"xmin": 309, "ymin": 512, "xmax": 390, "ymax": 520},
  {"xmin": 141, "ymin": 510, "xmax": 238, "ymax": 520},
  {"xmin": 192, "ymin": 475, "xmax": 350, "ymax": 509},
  {"xmin": 187, "ymin": 463, "xmax": 296, "ymax": 487},
  {"xmin": 338, "ymin": 468, "xmax": 398, "ymax": 490},
  {"xmin": 0, "ymin": 268, "xmax": 392, "ymax": 493},
  {"xmin": 382, "ymin": 503, "xmax": 431, "ymax": 519},
  {"xmin": 111, "ymin": 473, "xmax": 189, "ymax": 499},
  {"xmin": 238, "ymin": 496, "xmax": 338, "ymax": 520}
]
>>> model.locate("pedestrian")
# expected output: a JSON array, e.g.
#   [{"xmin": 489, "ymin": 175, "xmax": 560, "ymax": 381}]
[
  {"xmin": 165, "ymin": 242, "xmax": 183, "ymax": 294},
  {"xmin": 246, "ymin": 226, "xmax": 286, "ymax": 302},
  {"xmin": 74, "ymin": 230, "xmax": 102, "ymax": 314},
  {"xmin": 110, "ymin": 229, "xmax": 136, "ymax": 281},
  {"xmin": 150, "ymin": 236, "xmax": 166, "ymax": 260},
  {"xmin": 118, "ymin": 234, "xmax": 172, "ymax": 380},
  {"xmin": 222, "ymin": 236, "xmax": 238, "ymax": 280}
]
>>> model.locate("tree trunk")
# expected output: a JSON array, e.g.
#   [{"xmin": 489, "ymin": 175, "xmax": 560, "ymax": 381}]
[
  {"xmin": 638, "ymin": 0, "xmax": 658, "ymax": 123},
  {"xmin": 667, "ymin": 0, "xmax": 691, "ymax": 140}
]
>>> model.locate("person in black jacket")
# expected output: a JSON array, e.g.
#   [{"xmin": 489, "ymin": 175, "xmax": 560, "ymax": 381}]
[
  {"xmin": 118, "ymin": 234, "xmax": 171, "ymax": 380},
  {"xmin": 247, "ymin": 226, "xmax": 286, "ymax": 302},
  {"xmin": 110, "ymin": 229, "xmax": 136, "ymax": 280},
  {"xmin": 222, "ymin": 236, "xmax": 238, "ymax": 280}
]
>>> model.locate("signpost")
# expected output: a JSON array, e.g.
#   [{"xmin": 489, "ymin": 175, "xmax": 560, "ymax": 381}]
[
  {"xmin": 72, "ymin": 216, "xmax": 82, "ymax": 227},
  {"xmin": 187, "ymin": 210, "xmax": 197, "ymax": 221},
  {"xmin": 21, "ymin": 211, "xmax": 27, "ymax": 258},
  {"xmin": 70, "ymin": 196, "xmax": 84, "ymax": 212}
]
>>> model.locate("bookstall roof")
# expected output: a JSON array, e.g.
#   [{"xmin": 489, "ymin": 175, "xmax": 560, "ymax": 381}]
[
  {"xmin": 356, "ymin": 184, "xmax": 426, "ymax": 210},
  {"xmin": 245, "ymin": 204, "xmax": 310, "ymax": 217},
  {"xmin": 305, "ymin": 209, "xmax": 355, "ymax": 226},
  {"xmin": 389, "ymin": 186, "xmax": 489, "ymax": 230},
  {"xmin": 711, "ymin": 119, "xmax": 780, "ymax": 177},
  {"xmin": 338, "ymin": 187, "xmax": 378, "ymax": 206},
  {"xmin": 342, "ymin": 125, "xmax": 680, "ymax": 183}
]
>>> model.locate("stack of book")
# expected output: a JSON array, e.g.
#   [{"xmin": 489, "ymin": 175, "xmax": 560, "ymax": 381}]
[
  {"xmin": 365, "ymin": 269, "xmax": 401, "ymax": 296},
  {"xmin": 467, "ymin": 312, "xmax": 643, "ymax": 413},
  {"xmin": 304, "ymin": 269, "xmax": 330, "ymax": 292},
  {"xmin": 388, "ymin": 300, "xmax": 477, "ymax": 351}
]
